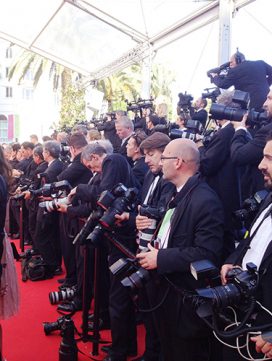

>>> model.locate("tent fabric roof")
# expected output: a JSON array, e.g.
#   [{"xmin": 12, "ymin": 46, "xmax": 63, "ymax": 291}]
[{"xmin": 0, "ymin": 0, "xmax": 254, "ymax": 80}]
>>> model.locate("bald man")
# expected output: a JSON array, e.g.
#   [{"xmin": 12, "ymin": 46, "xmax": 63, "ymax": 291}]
[{"xmin": 137, "ymin": 138, "xmax": 224, "ymax": 361}]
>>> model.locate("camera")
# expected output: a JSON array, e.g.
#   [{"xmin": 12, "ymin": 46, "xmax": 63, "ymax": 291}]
[
  {"xmin": 39, "ymin": 196, "xmax": 70, "ymax": 213},
  {"xmin": 32, "ymin": 180, "xmax": 72, "ymax": 198},
  {"xmin": 11, "ymin": 177, "xmax": 33, "ymax": 201},
  {"xmin": 126, "ymin": 98, "xmax": 154, "ymax": 114},
  {"xmin": 191, "ymin": 260, "xmax": 258, "ymax": 318},
  {"xmin": 207, "ymin": 61, "xmax": 230, "ymax": 80},
  {"xmin": 210, "ymin": 90, "xmax": 268, "ymax": 127},
  {"xmin": 43, "ymin": 316, "xmax": 66, "ymax": 335},
  {"xmin": 138, "ymin": 205, "xmax": 165, "ymax": 251},
  {"xmin": 110, "ymin": 257, "xmax": 150, "ymax": 292},
  {"xmin": 177, "ymin": 92, "xmax": 194, "ymax": 116},
  {"xmin": 233, "ymin": 189, "xmax": 268, "ymax": 224},
  {"xmin": 169, "ymin": 119, "xmax": 204, "ymax": 141},
  {"xmin": 60, "ymin": 142, "xmax": 71, "ymax": 164},
  {"xmin": 202, "ymin": 87, "xmax": 221, "ymax": 103},
  {"xmin": 49, "ymin": 286, "xmax": 77, "ymax": 305},
  {"xmin": 73, "ymin": 183, "xmax": 138, "ymax": 246},
  {"xmin": 87, "ymin": 184, "xmax": 138, "ymax": 246}
]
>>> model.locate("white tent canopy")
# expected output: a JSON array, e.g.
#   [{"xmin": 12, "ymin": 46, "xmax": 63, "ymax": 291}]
[{"xmin": 0, "ymin": 0, "xmax": 256, "ymax": 82}]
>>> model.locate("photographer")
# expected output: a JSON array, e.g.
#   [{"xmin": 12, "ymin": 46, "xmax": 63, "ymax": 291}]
[
  {"xmin": 220, "ymin": 133, "xmax": 272, "ymax": 360},
  {"xmin": 230, "ymin": 89, "xmax": 272, "ymax": 200},
  {"xmin": 197, "ymin": 90, "xmax": 240, "ymax": 259},
  {"xmin": 191, "ymin": 97, "xmax": 208, "ymax": 128},
  {"xmin": 56, "ymin": 133, "xmax": 93, "ymax": 288},
  {"xmin": 115, "ymin": 115, "xmax": 134, "ymax": 164},
  {"xmin": 96, "ymin": 110, "xmax": 123, "ymax": 152},
  {"xmin": 136, "ymin": 138, "xmax": 224, "ymax": 361},
  {"xmin": 34, "ymin": 141, "xmax": 65, "ymax": 276},
  {"xmin": 209, "ymin": 50, "xmax": 272, "ymax": 111},
  {"xmin": 23, "ymin": 145, "xmax": 47, "ymax": 249}
]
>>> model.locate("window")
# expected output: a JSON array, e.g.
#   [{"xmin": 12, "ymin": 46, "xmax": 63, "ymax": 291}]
[
  {"xmin": 0, "ymin": 117, "xmax": 8, "ymax": 143},
  {"xmin": 22, "ymin": 88, "xmax": 33, "ymax": 100},
  {"xmin": 6, "ymin": 87, "xmax": 13, "ymax": 98}
]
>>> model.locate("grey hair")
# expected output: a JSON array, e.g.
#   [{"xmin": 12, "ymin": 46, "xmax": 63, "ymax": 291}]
[
  {"xmin": 81, "ymin": 139, "xmax": 113, "ymax": 161},
  {"xmin": 117, "ymin": 116, "xmax": 134, "ymax": 131},
  {"xmin": 216, "ymin": 90, "xmax": 241, "ymax": 108},
  {"xmin": 43, "ymin": 140, "xmax": 61, "ymax": 158}
]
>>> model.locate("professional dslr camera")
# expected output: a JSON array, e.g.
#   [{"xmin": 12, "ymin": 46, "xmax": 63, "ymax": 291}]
[
  {"xmin": 73, "ymin": 183, "xmax": 138, "ymax": 246},
  {"xmin": 177, "ymin": 92, "xmax": 194, "ymax": 116},
  {"xmin": 210, "ymin": 90, "xmax": 268, "ymax": 128},
  {"xmin": 233, "ymin": 189, "xmax": 268, "ymax": 225},
  {"xmin": 11, "ymin": 176, "xmax": 33, "ymax": 201},
  {"xmin": 33, "ymin": 180, "xmax": 72, "ymax": 213},
  {"xmin": 169, "ymin": 119, "xmax": 204, "ymax": 141},
  {"xmin": 110, "ymin": 257, "xmax": 150, "ymax": 293},
  {"xmin": 202, "ymin": 87, "xmax": 221, "ymax": 103},
  {"xmin": 191, "ymin": 260, "xmax": 258, "ymax": 318}
]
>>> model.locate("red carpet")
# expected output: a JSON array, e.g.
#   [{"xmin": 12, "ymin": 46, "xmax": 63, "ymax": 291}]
[{"xmin": 2, "ymin": 240, "xmax": 145, "ymax": 361}]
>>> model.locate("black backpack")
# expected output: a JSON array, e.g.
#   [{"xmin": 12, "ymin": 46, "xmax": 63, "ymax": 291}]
[{"xmin": 21, "ymin": 253, "xmax": 51, "ymax": 281}]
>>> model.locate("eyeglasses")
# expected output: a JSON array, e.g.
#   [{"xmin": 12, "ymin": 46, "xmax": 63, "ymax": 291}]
[{"xmin": 160, "ymin": 155, "xmax": 179, "ymax": 161}]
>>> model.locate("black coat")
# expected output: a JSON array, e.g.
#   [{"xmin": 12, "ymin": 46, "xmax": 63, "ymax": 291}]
[
  {"xmin": 44, "ymin": 159, "xmax": 65, "ymax": 183},
  {"xmin": 230, "ymin": 122, "xmax": 272, "ymax": 199},
  {"xmin": 212, "ymin": 60, "xmax": 272, "ymax": 111},
  {"xmin": 132, "ymin": 156, "xmax": 149, "ymax": 194},
  {"xmin": 192, "ymin": 108, "xmax": 208, "ymax": 128},
  {"xmin": 199, "ymin": 123, "xmax": 240, "ymax": 227},
  {"xmin": 76, "ymin": 153, "xmax": 135, "ymax": 203},
  {"xmin": 57, "ymin": 153, "xmax": 92, "ymax": 188},
  {"xmin": 155, "ymin": 173, "xmax": 224, "ymax": 338},
  {"xmin": 97, "ymin": 120, "xmax": 121, "ymax": 153}
]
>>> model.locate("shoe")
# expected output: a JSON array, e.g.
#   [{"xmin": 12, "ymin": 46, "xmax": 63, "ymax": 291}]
[
  {"xmin": 58, "ymin": 281, "xmax": 77, "ymax": 290},
  {"xmin": 103, "ymin": 356, "xmax": 126, "ymax": 361},
  {"xmin": 101, "ymin": 344, "xmax": 137, "ymax": 357},
  {"xmin": 57, "ymin": 300, "xmax": 82, "ymax": 313},
  {"xmin": 54, "ymin": 267, "xmax": 63, "ymax": 276},
  {"xmin": 131, "ymin": 357, "xmax": 145, "ymax": 361},
  {"xmin": 57, "ymin": 278, "xmax": 66, "ymax": 284},
  {"xmin": 11, "ymin": 233, "xmax": 20, "ymax": 239}
]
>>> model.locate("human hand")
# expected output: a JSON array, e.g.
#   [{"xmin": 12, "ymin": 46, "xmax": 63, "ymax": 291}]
[
  {"xmin": 231, "ymin": 113, "xmax": 248, "ymax": 129},
  {"xmin": 24, "ymin": 191, "xmax": 31, "ymax": 200},
  {"xmin": 57, "ymin": 204, "xmax": 68, "ymax": 213},
  {"xmin": 115, "ymin": 212, "xmax": 129, "ymax": 226},
  {"xmin": 251, "ymin": 335, "xmax": 272, "ymax": 357},
  {"xmin": 136, "ymin": 215, "xmax": 153, "ymax": 231},
  {"xmin": 68, "ymin": 187, "xmax": 77, "ymax": 203},
  {"xmin": 136, "ymin": 243, "xmax": 158, "ymax": 270},
  {"xmin": 220, "ymin": 264, "xmax": 235, "ymax": 285}
]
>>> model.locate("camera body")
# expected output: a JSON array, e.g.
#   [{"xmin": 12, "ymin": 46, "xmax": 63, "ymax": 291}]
[
  {"xmin": 210, "ymin": 90, "xmax": 268, "ymax": 127},
  {"xmin": 169, "ymin": 119, "xmax": 204, "ymax": 141},
  {"xmin": 110, "ymin": 257, "xmax": 150, "ymax": 292},
  {"xmin": 33, "ymin": 180, "xmax": 72, "ymax": 198},
  {"xmin": 233, "ymin": 189, "xmax": 268, "ymax": 224},
  {"xmin": 191, "ymin": 260, "xmax": 258, "ymax": 317},
  {"xmin": 73, "ymin": 183, "xmax": 138, "ymax": 246}
]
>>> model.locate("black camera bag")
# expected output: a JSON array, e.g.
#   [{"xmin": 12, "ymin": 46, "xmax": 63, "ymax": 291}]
[{"xmin": 21, "ymin": 255, "xmax": 51, "ymax": 281}]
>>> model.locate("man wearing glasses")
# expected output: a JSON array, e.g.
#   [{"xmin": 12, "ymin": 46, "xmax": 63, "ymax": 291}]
[{"xmin": 137, "ymin": 138, "xmax": 224, "ymax": 361}]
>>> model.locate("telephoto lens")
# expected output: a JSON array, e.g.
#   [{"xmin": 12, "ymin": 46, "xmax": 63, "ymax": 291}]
[{"xmin": 49, "ymin": 287, "xmax": 76, "ymax": 305}]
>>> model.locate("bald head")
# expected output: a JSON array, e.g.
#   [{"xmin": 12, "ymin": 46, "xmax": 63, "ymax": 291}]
[{"xmin": 161, "ymin": 139, "xmax": 200, "ymax": 187}]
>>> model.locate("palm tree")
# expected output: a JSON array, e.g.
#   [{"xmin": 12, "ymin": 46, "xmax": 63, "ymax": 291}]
[{"xmin": 8, "ymin": 49, "xmax": 86, "ymax": 130}]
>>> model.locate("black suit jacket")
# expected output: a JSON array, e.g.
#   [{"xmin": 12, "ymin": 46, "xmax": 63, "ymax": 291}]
[
  {"xmin": 212, "ymin": 60, "xmax": 272, "ymax": 111},
  {"xmin": 230, "ymin": 122, "xmax": 272, "ymax": 199},
  {"xmin": 44, "ymin": 159, "xmax": 65, "ymax": 183},
  {"xmin": 132, "ymin": 156, "xmax": 149, "ymax": 193},
  {"xmin": 199, "ymin": 123, "xmax": 240, "ymax": 227},
  {"xmin": 192, "ymin": 108, "xmax": 208, "ymax": 128},
  {"xmin": 155, "ymin": 173, "xmax": 224, "ymax": 338},
  {"xmin": 57, "ymin": 153, "xmax": 92, "ymax": 188}
]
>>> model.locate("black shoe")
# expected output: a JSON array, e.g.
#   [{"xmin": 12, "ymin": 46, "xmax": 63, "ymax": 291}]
[
  {"xmin": 86, "ymin": 317, "xmax": 110, "ymax": 331},
  {"xmin": 103, "ymin": 356, "xmax": 126, "ymax": 361},
  {"xmin": 101, "ymin": 344, "xmax": 137, "ymax": 357},
  {"xmin": 131, "ymin": 357, "xmax": 145, "ymax": 361},
  {"xmin": 57, "ymin": 300, "xmax": 82, "ymax": 313},
  {"xmin": 57, "ymin": 278, "xmax": 66, "ymax": 284},
  {"xmin": 58, "ymin": 281, "xmax": 77, "ymax": 290},
  {"xmin": 54, "ymin": 267, "xmax": 63, "ymax": 276}
]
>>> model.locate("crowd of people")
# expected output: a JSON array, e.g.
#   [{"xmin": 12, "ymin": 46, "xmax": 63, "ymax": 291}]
[{"xmin": 1, "ymin": 50, "xmax": 272, "ymax": 361}]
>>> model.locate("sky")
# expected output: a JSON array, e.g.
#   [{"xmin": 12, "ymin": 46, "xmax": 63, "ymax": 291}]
[{"xmin": 154, "ymin": 0, "xmax": 272, "ymax": 102}]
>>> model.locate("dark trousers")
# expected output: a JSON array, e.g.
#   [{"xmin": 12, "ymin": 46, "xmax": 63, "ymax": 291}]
[
  {"xmin": 108, "ymin": 240, "xmax": 138, "ymax": 361},
  {"xmin": 75, "ymin": 240, "xmax": 110, "ymax": 315},
  {"xmin": 35, "ymin": 208, "xmax": 61, "ymax": 270},
  {"xmin": 59, "ymin": 214, "xmax": 76, "ymax": 283}
]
